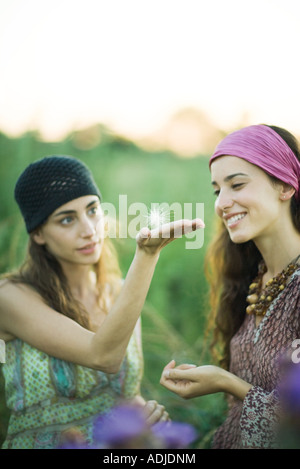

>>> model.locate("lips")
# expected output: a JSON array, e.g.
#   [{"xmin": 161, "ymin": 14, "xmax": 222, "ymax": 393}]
[
  {"xmin": 223, "ymin": 212, "xmax": 247, "ymax": 227},
  {"xmin": 77, "ymin": 242, "xmax": 99, "ymax": 253}
]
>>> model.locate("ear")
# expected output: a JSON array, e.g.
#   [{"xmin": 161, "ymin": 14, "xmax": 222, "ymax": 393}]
[
  {"xmin": 32, "ymin": 228, "xmax": 46, "ymax": 245},
  {"xmin": 279, "ymin": 184, "xmax": 295, "ymax": 201}
]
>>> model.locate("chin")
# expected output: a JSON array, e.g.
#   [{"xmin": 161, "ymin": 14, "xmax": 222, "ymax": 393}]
[{"xmin": 229, "ymin": 231, "xmax": 252, "ymax": 244}]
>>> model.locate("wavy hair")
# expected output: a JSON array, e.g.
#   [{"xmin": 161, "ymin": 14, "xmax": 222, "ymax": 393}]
[
  {"xmin": 205, "ymin": 125, "xmax": 300, "ymax": 370},
  {"xmin": 4, "ymin": 234, "xmax": 122, "ymax": 331}
]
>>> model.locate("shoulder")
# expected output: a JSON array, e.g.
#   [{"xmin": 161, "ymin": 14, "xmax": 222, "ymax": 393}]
[
  {"xmin": 0, "ymin": 279, "xmax": 22, "ymax": 306},
  {"xmin": 0, "ymin": 280, "xmax": 20, "ymax": 340},
  {"xmin": 0, "ymin": 279, "xmax": 46, "ymax": 341},
  {"xmin": 0, "ymin": 279, "xmax": 42, "ymax": 303}
]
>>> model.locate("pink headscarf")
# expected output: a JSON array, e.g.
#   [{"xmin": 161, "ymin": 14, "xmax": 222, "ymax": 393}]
[{"xmin": 209, "ymin": 125, "xmax": 300, "ymax": 200}]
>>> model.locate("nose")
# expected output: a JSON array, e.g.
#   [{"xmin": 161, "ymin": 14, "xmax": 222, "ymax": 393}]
[
  {"xmin": 79, "ymin": 215, "xmax": 96, "ymax": 238},
  {"xmin": 215, "ymin": 189, "xmax": 234, "ymax": 216}
]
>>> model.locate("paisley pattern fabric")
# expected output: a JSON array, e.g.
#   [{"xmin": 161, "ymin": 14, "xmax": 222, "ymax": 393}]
[
  {"xmin": 212, "ymin": 269, "xmax": 300, "ymax": 449},
  {"xmin": 1, "ymin": 325, "xmax": 143, "ymax": 449}
]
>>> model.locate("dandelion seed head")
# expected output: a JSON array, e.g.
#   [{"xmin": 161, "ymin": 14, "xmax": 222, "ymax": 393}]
[{"xmin": 146, "ymin": 206, "xmax": 170, "ymax": 229}]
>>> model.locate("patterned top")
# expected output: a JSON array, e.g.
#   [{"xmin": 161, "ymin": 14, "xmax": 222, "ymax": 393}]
[
  {"xmin": 1, "ymin": 325, "xmax": 143, "ymax": 449},
  {"xmin": 212, "ymin": 269, "xmax": 300, "ymax": 449}
]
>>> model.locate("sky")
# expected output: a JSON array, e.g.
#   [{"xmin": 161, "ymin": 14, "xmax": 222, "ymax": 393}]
[{"xmin": 0, "ymin": 0, "xmax": 300, "ymax": 141}]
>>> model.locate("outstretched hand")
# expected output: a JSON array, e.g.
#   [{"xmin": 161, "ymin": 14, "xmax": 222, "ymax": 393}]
[
  {"xmin": 136, "ymin": 218, "xmax": 205, "ymax": 255},
  {"xmin": 160, "ymin": 360, "xmax": 224, "ymax": 399}
]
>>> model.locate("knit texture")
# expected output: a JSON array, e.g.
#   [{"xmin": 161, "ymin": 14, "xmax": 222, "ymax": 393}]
[{"xmin": 14, "ymin": 155, "xmax": 101, "ymax": 233}]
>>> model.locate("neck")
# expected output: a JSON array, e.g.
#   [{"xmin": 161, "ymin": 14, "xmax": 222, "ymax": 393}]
[
  {"xmin": 254, "ymin": 221, "xmax": 300, "ymax": 279},
  {"xmin": 61, "ymin": 262, "xmax": 97, "ymax": 300}
]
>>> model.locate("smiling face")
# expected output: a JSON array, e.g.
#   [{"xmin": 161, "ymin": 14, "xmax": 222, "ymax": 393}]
[
  {"xmin": 210, "ymin": 156, "xmax": 285, "ymax": 244},
  {"xmin": 32, "ymin": 195, "xmax": 104, "ymax": 268}
]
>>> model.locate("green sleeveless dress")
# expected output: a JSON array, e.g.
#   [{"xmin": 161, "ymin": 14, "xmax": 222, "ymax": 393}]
[{"xmin": 1, "ymin": 327, "xmax": 143, "ymax": 449}]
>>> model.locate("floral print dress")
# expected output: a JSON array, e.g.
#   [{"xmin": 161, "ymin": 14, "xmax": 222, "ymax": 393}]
[
  {"xmin": 212, "ymin": 269, "xmax": 300, "ymax": 449},
  {"xmin": 1, "ymin": 324, "xmax": 143, "ymax": 449}
]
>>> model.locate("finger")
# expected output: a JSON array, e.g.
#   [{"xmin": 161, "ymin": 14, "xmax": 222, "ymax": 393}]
[
  {"xmin": 163, "ymin": 360, "xmax": 176, "ymax": 371},
  {"xmin": 158, "ymin": 218, "xmax": 205, "ymax": 240},
  {"xmin": 143, "ymin": 400, "xmax": 157, "ymax": 418},
  {"xmin": 175, "ymin": 218, "xmax": 205, "ymax": 236},
  {"xmin": 160, "ymin": 376, "xmax": 185, "ymax": 393},
  {"xmin": 176, "ymin": 364, "xmax": 197, "ymax": 370},
  {"xmin": 136, "ymin": 227, "xmax": 151, "ymax": 245},
  {"xmin": 187, "ymin": 218, "xmax": 205, "ymax": 231},
  {"xmin": 160, "ymin": 363, "xmax": 195, "ymax": 388},
  {"xmin": 146, "ymin": 404, "xmax": 166, "ymax": 426},
  {"xmin": 162, "ymin": 368, "xmax": 196, "ymax": 382},
  {"xmin": 161, "ymin": 362, "xmax": 196, "ymax": 377},
  {"xmin": 159, "ymin": 410, "xmax": 170, "ymax": 422}
]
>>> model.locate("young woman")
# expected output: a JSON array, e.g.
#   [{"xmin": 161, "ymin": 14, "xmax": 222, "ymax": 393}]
[
  {"xmin": 160, "ymin": 124, "xmax": 300, "ymax": 449},
  {"xmin": 0, "ymin": 155, "xmax": 204, "ymax": 449}
]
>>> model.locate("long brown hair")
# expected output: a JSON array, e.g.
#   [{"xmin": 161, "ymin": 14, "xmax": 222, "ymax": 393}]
[
  {"xmin": 4, "ymin": 234, "xmax": 122, "ymax": 331},
  {"xmin": 205, "ymin": 125, "xmax": 300, "ymax": 370}
]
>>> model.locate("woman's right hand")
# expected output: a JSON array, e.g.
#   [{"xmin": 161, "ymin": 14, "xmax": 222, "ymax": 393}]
[
  {"xmin": 136, "ymin": 218, "xmax": 205, "ymax": 256},
  {"xmin": 159, "ymin": 359, "xmax": 225, "ymax": 399},
  {"xmin": 160, "ymin": 360, "xmax": 253, "ymax": 401}
]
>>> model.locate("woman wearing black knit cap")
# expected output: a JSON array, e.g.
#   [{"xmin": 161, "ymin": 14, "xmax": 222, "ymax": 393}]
[{"xmin": 0, "ymin": 155, "xmax": 204, "ymax": 449}]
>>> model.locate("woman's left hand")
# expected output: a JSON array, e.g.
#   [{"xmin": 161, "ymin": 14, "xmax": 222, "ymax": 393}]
[
  {"xmin": 130, "ymin": 395, "xmax": 169, "ymax": 425},
  {"xmin": 160, "ymin": 360, "xmax": 224, "ymax": 399},
  {"xmin": 136, "ymin": 218, "xmax": 205, "ymax": 257},
  {"xmin": 142, "ymin": 399, "xmax": 169, "ymax": 425}
]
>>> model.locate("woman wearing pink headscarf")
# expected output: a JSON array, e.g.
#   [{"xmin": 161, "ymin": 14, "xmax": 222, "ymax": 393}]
[{"xmin": 160, "ymin": 125, "xmax": 300, "ymax": 449}]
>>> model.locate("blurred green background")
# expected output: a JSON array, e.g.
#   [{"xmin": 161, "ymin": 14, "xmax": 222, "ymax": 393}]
[{"xmin": 0, "ymin": 126, "xmax": 227, "ymax": 448}]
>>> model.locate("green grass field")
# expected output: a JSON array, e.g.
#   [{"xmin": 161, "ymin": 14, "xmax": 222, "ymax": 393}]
[{"xmin": 0, "ymin": 128, "xmax": 227, "ymax": 448}]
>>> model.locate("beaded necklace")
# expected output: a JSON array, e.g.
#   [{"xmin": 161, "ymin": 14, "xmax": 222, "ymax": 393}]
[{"xmin": 246, "ymin": 256, "xmax": 300, "ymax": 316}]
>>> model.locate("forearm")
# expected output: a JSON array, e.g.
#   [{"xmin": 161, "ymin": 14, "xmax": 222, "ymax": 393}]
[
  {"xmin": 90, "ymin": 248, "xmax": 159, "ymax": 371},
  {"xmin": 219, "ymin": 368, "xmax": 253, "ymax": 401},
  {"xmin": 89, "ymin": 218, "xmax": 203, "ymax": 372}
]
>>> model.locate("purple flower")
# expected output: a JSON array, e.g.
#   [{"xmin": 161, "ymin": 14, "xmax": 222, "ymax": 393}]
[
  {"xmin": 279, "ymin": 363, "xmax": 300, "ymax": 414},
  {"xmin": 152, "ymin": 421, "xmax": 197, "ymax": 449},
  {"xmin": 56, "ymin": 404, "xmax": 198, "ymax": 449},
  {"xmin": 92, "ymin": 404, "xmax": 198, "ymax": 449},
  {"xmin": 93, "ymin": 404, "xmax": 148, "ymax": 446}
]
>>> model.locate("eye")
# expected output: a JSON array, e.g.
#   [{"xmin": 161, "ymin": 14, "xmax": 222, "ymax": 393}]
[
  {"xmin": 60, "ymin": 216, "xmax": 74, "ymax": 225},
  {"xmin": 212, "ymin": 185, "xmax": 220, "ymax": 197},
  {"xmin": 232, "ymin": 183, "xmax": 244, "ymax": 190},
  {"xmin": 88, "ymin": 206, "xmax": 100, "ymax": 216}
]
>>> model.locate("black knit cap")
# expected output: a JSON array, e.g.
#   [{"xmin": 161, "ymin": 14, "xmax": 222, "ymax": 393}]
[{"xmin": 15, "ymin": 155, "xmax": 102, "ymax": 233}]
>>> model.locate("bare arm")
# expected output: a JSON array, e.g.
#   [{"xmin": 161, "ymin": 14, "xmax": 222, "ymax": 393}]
[
  {"xmin": 0, "ymin": 219, "xmax": 204, "ymax": 372},
  {"xmin": 160, "ymin": 360, "xmax": 252, "ymax": 401},
  {"xmin": 89, "ymin": 246, "xmax": 160, "ymax": 371}
]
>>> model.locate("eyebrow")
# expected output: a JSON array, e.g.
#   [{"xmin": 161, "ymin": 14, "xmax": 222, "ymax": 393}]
[
  {"xmin": 53, "ymin": 199, "xmax": 99, "ymax": 217},
  {"xmin": 211, "ymin": 172, "xmax": 249, "ymax": 186}
]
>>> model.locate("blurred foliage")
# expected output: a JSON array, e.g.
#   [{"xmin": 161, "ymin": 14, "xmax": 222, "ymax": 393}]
[{"xmin": 0, "ymin": 126, "xmax": 227, "ymax": 448}]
